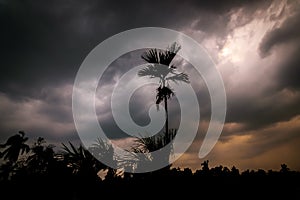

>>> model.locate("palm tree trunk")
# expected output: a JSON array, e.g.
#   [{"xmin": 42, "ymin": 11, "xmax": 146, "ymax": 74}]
[{"xmin": 164, "ymin": 95, "xmax": 168, "ymax": 135}]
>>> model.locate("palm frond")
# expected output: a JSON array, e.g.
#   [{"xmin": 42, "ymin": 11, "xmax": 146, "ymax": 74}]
[
  {"xmin": 69, "ymin": 142, "xmax": 79, "ymax": 156},
  {"xmin": 167, "ymin": 42, "xmax": 181, "ymax": 54},
  {"xmin": 1, "ymin": 148, "xmax": 10, "ymax": 159},
  {"xmin": 166, "ymin": 72, "xmax": 190, "ymax": 84},
  {"xmin": 159, "ymin": 50, "xmax": 175, "ymax": 66},
  {"xmin": 159, "ymin": 42, "xmax": 181, "ymax": 66},
  {"xmin": 61, "ymin": 142, "xmax": 78, "ymax": 157},
  {"xmin": 116, "ymin": 146, "xmax": 152, "ymax": 173},
  {"xmin": 20, "ymin": 144, "xmax": 30, "ymax": 155},
  {"xmin": 141, "ymin": 49, "xmax": 160, "ymax": 63},
  {"xmin": 128, "ymin": 146, "xmax": 152, "ymax": 162},
  {"xmin": 156, "ymin": 86, "xmax": 174, "ymax": 105},
  {"xmin": 88, "ymin": 138, "xmax": 114, "ymax": 161},
  {"xmin": 141, "ymin": 42, "xmax": 181, "ymax": 66},
  {"xmin": 138, "ymin": 65, "xmax": 161, "ymax": 78},
  {"xmin": 134, "ymin": 129, "xmax": 177, "ymax": 152}
]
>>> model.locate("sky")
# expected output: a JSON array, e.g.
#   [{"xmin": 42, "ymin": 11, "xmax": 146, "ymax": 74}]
[{"xmin": 1, "ymin": 0, "xmax": 300, "ymax": 171}]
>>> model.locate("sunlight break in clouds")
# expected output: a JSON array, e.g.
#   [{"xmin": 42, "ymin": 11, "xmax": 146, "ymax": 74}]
[{"xmin": 173, "ymin": 0, "xmax": 300, "ymax": 171}]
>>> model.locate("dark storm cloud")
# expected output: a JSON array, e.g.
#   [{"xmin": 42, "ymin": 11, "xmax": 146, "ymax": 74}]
[
  {"xmin": 259, "ymin": 12, "xmax": 300, "ymax": 58},
  {"xmin": 0, "ymin": 0, "xmax": 122, "ymax": 98},
  {"xmin": 1, "ymin": 1, "xmax": 83, "ymax": 98},
  {"xmin": 259, "ymin": 5, "xmax": 300, "ymax": 90},
  {"xmin": 0, "ymin": 0, "xmax": 293, "ymax": 123},
  {"xmin": 0, "ymin": 0, "xmax": 273, "ymax": 99},
  {"xmin": 276, "ymin": 47, "xmax": 300, "ymax": 90},
  {"xmin": 225, "ymin": 90, "xmax": 300, "ymax": 132},
  {"xmin": 191, "ymin": 0, "xmax": 272, "ymax": 39}
]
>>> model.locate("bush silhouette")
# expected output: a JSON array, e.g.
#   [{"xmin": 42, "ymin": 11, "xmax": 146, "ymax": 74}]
[{"xmin": 0, "ymin": 132, "xmax": 299, "ymax": 199}]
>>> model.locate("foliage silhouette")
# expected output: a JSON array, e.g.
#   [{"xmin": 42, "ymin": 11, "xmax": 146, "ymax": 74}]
[
  {"xmin": 61, "ymin": 142, "xmax": 102, "ymax": 180},
  {"xmin": 0, "ymin": 133, "xmax": 299, "ymax": 199},
  {"xmin": 0, "ymin": 131, "xmax": 30, "ymax": 163},
  {"xmin": 26, "ymin": 137, "xmax": 54, "ymax": 170},
  {"xmin": 88, "ymin": 138, "xmax": 117, "ymax": 180},
  {"xmin": 134, "ymin": 129, "xmax": 177, "ymax": 171}
]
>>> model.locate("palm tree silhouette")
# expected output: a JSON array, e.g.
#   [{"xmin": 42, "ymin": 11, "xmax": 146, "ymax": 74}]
[
  {"xmin": 138, "ymin": 42, "xmax": 189, "ymax": 136},
  {"xmin": 0, "ymin": 131, "xmax": 30, "ymax": 163},
  {"xmin": 62, "ymin": 141, "xmax": 108, "ymax": 181}
]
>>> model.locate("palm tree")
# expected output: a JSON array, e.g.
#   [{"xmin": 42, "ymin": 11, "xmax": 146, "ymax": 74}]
[
  {"xmin": 62, "ymin": 141, "xmax": 112, "ymax": 181},
  {"xmin": 0, "ymin": 131, "xmax": 30, "ymax": 163},
  {"xmin": 134, "ymin": 129, "xmax": 177, "ymax": 171},
  {"xmin": 138, "ymin": 42, "xmax": 189, "ymax": 136},
  {"xmin": 88, "ymin": 138, "xmax": 117, "ymax": 180}
]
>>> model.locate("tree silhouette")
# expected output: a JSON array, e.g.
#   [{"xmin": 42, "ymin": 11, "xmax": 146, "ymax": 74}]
[
  {"xmin": 62, "ymin": 142, "xmax": 104, "ymax": 181},
  {"xmin": 88, "ymin": 138, "xmax": 117, "ymax": 180},
  {"xmin": 0, "ymin": 131, "xmax": 30, "ymax": 163},
  {"xmin": 133, "ymin": 129, "xmax": 177, "ymax": 168},
  {"xmin": 1, "ymin": 132, "xmax": 299, "ymax": 200},
  {"xmin": 26, "ymin": 137, "xmax": 55, "ymax": 175},
  {"xmin": 138, "ymin": 42, "xmax": 189, "ymax": 136}
]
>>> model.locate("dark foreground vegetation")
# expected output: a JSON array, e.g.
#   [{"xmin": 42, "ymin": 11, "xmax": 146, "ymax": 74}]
[{"xmin": 1, "ymin": 131, "xmax": 299, "ymax": 199}]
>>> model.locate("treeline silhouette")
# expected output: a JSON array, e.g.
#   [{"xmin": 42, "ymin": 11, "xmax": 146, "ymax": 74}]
[{"xmin": 0, "ymin": 131, "xmax": 299, "ymax": 199}]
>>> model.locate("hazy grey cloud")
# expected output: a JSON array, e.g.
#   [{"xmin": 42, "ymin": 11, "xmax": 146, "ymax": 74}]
[{"xmin": 0, "ymin": 89, "xmax": 77, "ymax": 144}]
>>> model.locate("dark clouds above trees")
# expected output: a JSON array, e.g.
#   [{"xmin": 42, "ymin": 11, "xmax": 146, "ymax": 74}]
[
  {"xmin": 0, "ymin": 0, "xmax": 300, "ymax": 170},
  {"xmin": 0, "ymin": 0, "xmax": 274, "ymax": 98}
]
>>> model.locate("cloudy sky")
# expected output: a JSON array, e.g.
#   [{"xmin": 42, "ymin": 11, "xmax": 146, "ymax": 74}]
[{"xmin": 1, "ymin": 0, "xmax": 300, "ymax": 171}]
